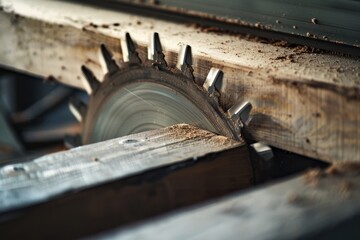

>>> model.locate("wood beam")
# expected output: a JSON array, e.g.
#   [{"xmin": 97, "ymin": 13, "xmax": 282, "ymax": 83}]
[
  {"xmin": 0, "ymin": 124, "xmax": 253, "ymax": 239},
  {"xmin": 98, "ymin": 163, "xmax": 360, "ymax": 240},
  {"xmin": 0, "ymin": 0, "xmax": 359, "ymax": 162}
]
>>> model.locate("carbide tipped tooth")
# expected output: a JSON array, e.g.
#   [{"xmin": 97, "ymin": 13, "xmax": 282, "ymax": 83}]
[
  {"xmin": 250, "ymin": 142, "xmax": 273, "ymax": 161},
  {"xmin": 64, "ymin": 134, "xmax": 82, "ymax": 149},
  {"xmin": 227, "ymin": 101, "xmax": 252, "ymax": 126},
  {"xmin": 177, "ymin": 45, "xmax": 194, "ymax": 79},
  {"xmin": 122, "ymin": 32, "xmax": 141, "ymax": 64},
  {"xmin": 81, "ymin": 65, "xmax": 100, "ymax": 95},
  {"xmin": 203, "ymin": 68, "xmax": 223, "ymax": 94},
  {"xmin": 149, "ymin": 32, "xmax": 167, "ymax": 66},
  {"xmin": 69, "ymin": 96, "xmax": 87, "ymax": 122},
  {"xmin": 99, "ymin": 44, "xmax": 119, "ymax": 73}
]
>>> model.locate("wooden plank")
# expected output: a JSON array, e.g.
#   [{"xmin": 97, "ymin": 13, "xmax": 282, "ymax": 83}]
[
  {"xmin": 0, "ymin": 124, "xmax": 251, "ymax": 212},
  {"xmin": 0, "ymin": 0, "xmax": 359, "ymax": 162},
  {"xmin": 0, "ymin": 124, "xmax": 253, "ymax": 239},
  {"xmin": 115, "ymin": 0, "xmax": 360, "ymax": 48},
  {"xmin": 98, "ymin": 163, "xmax": 360, "ymax": 240}
]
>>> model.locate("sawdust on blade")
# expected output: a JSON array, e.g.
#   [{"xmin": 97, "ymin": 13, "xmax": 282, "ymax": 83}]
[{"xmin": 166, "ymin": 124, "xmax": 239, "ymax": 146}]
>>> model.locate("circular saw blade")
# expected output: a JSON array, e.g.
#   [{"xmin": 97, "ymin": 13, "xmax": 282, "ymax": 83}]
[
  {"xmin": 83, "ymin": 67, "xmax": 236, "ymax": 144},
  {"xmin": 68, "ymin": 32, "xmax": 251, "ymax": 146},
  {"xmin": 91, "ymin": 82, "xmax": 217, "ymax": 140}
]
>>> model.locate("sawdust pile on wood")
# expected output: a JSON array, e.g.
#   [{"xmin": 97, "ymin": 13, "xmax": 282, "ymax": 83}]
[
  {"xmin": 189, "ymin": 24, "xmax": 324, "ymax": 55},
  {"xmin": 208, "ymin": 135, "xmax": 234, "ymax": 145},
  {"xmin": 166, "ymin": 124, "xmax": 238, "ymax": 146},
  {"xmin": 167, "ymin": 124, "xmax": 213, "ymax": 140}
]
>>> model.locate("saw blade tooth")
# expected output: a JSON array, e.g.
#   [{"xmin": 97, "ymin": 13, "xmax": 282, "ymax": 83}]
[
  {"xmin": 250, "ymin": 142, "xmax": 274, "ymax": 161},
  {"xmin": 122, "ymin": 32, "xmax": 141, "ymax": 64},
  {"xmin": 64, "ymin": 134, "xmax": 82, "ymax": 149},
  {"xmin": 203, "ymin": 68, "xmax": 223, "ymax": 94},
  {"xmin": 99, "ymin": 44, "xmax": 119, "ymax": 73},
  {"xmin": 227, "ymin": 101, "xmax": 252, "ymax": 126},
  {"xmin": 177, "ymin": 45, "xmax": 194, "ymax": 79},
  {"xmin": 81, "ymin": 65, "xmax": 100, "ymax": 95},
  {"xmin": 148, "ymin": 32, "xmax": 167, "ymax": 66},
  {"xmin": 69, "ymin": 96, "xmax": 87, "ymax": 122}
]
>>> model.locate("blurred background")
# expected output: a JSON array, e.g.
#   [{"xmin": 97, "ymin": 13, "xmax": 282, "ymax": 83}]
[{"xmin": 0, "ymin": 68, "xmax": 86, "ymax": 165}]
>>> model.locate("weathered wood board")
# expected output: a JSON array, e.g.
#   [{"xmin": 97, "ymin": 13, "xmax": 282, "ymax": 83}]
[
  {"xmin": 0, "ymin": 0, "xmax": 359, "ymax": 162},
  {"xmin": 0, "ymin": 124, "xmax": 251, "ymax": 212},
  {"xmin": 98, "ymin": 163, "xmax": 360, "ymax": 240},
  {"xmin": 0, "ymin": 124, "xmax": 253, "ymax": 239}
]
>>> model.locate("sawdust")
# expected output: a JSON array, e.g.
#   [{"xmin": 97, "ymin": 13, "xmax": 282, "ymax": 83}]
[
  {"xmin": 166, "ymin": 124, "xmax": 237, "ymax": 146},
  {"xmin": 325, "ymin": 164, "xmax": 341, "ymax": 175},
  {"xmin": 302, "ymin": 162, "xmax": 360, "ymax": 198},
  {"xmin": 190, "ymin": 24, "xmax": 270, "ymax": 44},
  {"xmin": 209, "ymin": 135, "xmax": 233, "ymax": 145},
  {"xmin": 303, "ymin": 168, "xmax": 323, "ymax": 188},
  {"xmin": 274, "ymin": 54, "xmax": 296, "ymax": 63},
  {"xmin": 303, "ymin": 162, "xmax": 360, "ymax": 187},
  {"xmin": 271, "ymin": 44, "xmax": 323, "ymax": 62},
  {"xmin": 190, "ymin": 24, "xmax": 326, "ymax": 58},
  {"xmin": 325, "ymin": 162, "xmax": 360, "ymax": 176},
  {"xmin": 167, "ymin": 124, "xmax": 213, "ymax": 140}
]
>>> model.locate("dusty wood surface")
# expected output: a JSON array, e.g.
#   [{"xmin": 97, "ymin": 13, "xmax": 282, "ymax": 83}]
[
  {"xmin": 0, "ymin": 124, "xmax": 252, "ymax": 239},
  {"xmin": 0, "ymin": 0, "xmax": 360, "ymax": 162},
  {"xmin": 98, "ymin": 163, "xmax": 360, "ymax": 240},
  {"xmin": 0, "ymin": 124, "xmax": 252, "ymax": 214}
]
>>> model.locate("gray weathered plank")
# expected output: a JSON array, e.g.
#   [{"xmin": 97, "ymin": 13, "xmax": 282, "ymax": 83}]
[
  {"xmin": 99, "ymin": 163, "xmax": 360, "ymax": 240},
  {"xmin": 0, "ymin": 124, "xmax": 244, "ymax": 213}
]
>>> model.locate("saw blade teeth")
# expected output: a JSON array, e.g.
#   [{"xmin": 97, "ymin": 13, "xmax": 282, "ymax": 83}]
[
  {"xmin": 64, "ymin": 134, "xmax": 82, "ymax": 149},
  {"xmin": 81, "ymin": 65, "xmax": 100, "ymax": 95},
  {"xmin": 149, "ymin": 32, "xmax": 167, "ymax": 66},
  {"xmin": 177, "ymin": 45, "xmax": 194, "ymax": 79},
  {"xmin": 203, "ymin": 68, "xmax": 223, "ymax": 94},
  {"xmin": 123, "ymin": 32, "xmax": 142, "ymax": 64},
  {"xmin": 99, "ymin": 44, "xmax": 119, "ymax": 73},
  {"xmin": 69, "ymin": 96, "xmax": 87, "ymax": 122},
  {"xmin": 227, "ymin": 101, "xmax": 252, "ymax": 126}
]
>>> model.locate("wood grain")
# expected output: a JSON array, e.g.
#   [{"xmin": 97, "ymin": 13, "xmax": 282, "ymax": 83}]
[
  {"xmin": 0, "ymin": 124, "xmax": 253, "ymax": 239},
  {"xmin": 99, "ymin": 164, "xmax": 360, "ymax": 240}
]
